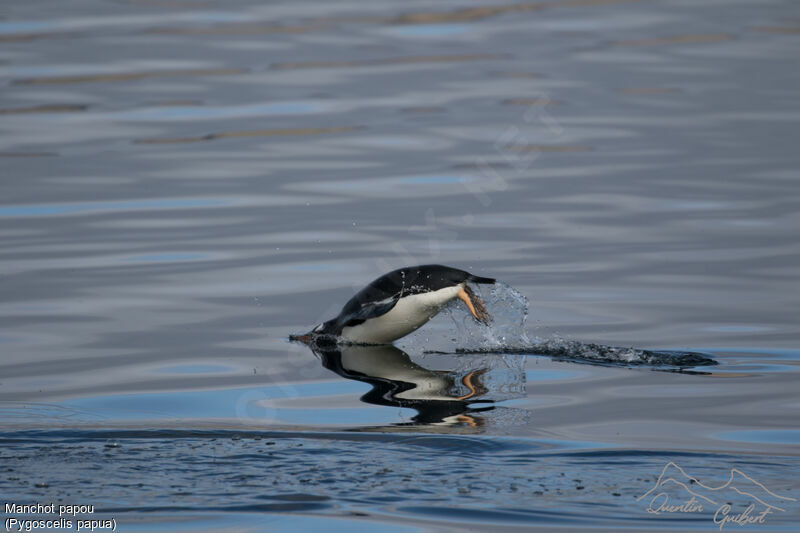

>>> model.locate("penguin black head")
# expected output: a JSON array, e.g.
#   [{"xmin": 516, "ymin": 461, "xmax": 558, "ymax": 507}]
[
  {"xmin": 290, "ymin": 319, "xmax": 339, "ymax": 344},
  {"xmin": 313, "ymin": 319, "xmax": 341, "ymax": 337}
]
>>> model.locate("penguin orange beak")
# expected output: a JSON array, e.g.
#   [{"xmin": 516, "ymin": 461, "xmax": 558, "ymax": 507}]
[
  {"xmin": 289, "ymin": 332, "xmax": 314, "ymax": 344},
  {"xmin": 457, "ymin": 286, "xmax": 491, "ymax": 325}
]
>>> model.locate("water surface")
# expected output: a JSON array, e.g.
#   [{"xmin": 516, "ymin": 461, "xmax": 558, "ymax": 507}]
[{"xmin": 2, "ymin": 0, "xmax": 799, "ymax": 530}]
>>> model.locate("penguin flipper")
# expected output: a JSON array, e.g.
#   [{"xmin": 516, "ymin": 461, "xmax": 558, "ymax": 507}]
[{"xmin": 340, "ymin": 295, "xmax": 400, "ymax": 327}]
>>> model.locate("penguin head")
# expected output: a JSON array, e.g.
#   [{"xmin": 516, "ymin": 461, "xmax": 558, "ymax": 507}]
[
  {"xmin": 290, "ymin": 319, "xmax": 338, "ymax": 344},
  {"xmin": 313, "ymin": 319, "xmax": 339, "ymax": 336}
]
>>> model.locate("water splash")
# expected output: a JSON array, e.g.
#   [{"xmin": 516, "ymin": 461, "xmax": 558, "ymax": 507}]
[
  {"xmin": 401, "ymin": 281, "xmax": 716, "ymax": 369},
  {"xmin": 450, "ymin": 281, "xmax": 531, "ymax": 349},
  {"xmin": 516, "ymin": 337, "xmax": 717, "ymax": 368},
  {"xmin": 397, "ymin": 281, "xmax": 521, "ymax": 353}
]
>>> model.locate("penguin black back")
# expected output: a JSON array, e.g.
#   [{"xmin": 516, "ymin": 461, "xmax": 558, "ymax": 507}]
[{"xmin": 342, "ymin": 264, "xmax": 495, "ymax": 315}]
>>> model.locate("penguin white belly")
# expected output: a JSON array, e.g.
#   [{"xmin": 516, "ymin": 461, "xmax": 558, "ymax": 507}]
[{"xmin": 341, "ymin": 285, "xmax": 461, "ymax": 344}]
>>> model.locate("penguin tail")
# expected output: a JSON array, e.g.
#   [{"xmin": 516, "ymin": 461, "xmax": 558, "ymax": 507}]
[{"xmin": 468, "ymin": 274, "xmax": 495, "ymax": 284}]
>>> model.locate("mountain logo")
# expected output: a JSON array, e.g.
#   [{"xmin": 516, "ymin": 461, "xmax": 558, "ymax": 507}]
[{"xmin": 636, "ymin": 461, "xmax": 796, "ymax": 529}]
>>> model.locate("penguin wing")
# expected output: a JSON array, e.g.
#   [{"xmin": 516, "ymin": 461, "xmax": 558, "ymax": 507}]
[{"xmin": 339, "ymin": 294, "xmax": 400, "ymax": 327}]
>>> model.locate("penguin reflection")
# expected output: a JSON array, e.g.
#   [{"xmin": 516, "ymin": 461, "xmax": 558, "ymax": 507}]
[{"xmin": 307, "ymin": 342, "xmax": 495, "ymax": 427}]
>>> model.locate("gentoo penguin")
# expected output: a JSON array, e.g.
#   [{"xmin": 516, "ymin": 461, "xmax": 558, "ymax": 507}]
[{"xmin": 291, "ymin": 264, "xmax": 495, "ymax": 344}]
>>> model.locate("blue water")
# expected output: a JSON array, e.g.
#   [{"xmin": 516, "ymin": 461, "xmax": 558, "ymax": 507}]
[{"xmin": 2, "ymin": 0, "xmax": 799, "ymax": 530}]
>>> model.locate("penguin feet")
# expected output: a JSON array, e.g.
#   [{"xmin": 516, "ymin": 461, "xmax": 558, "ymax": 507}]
[{"xmin": 458, "ymin": 284, "xmax": 492, "ymax": 325}]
